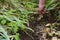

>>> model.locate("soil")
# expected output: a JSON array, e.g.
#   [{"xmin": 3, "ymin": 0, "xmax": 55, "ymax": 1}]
[
  {"xmin": 19, "ymin": 14, "xmax": 46, "ymax": 40},
  {"xmin": 19, "ymin": 14, "xmax": 58, "ymax": 40},
  {"xmin": 20, "ymin": 22, "xmax": 45, "ymax": 40}
]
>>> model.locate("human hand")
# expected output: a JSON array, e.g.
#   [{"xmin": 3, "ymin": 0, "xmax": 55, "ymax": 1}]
[{"xmin": 38, "ymin": 5, "xmax": 46, "ymax": 15}]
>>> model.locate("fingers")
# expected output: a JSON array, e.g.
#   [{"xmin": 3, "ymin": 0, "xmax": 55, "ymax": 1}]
[
  {"xmin": 38, "ymin": 9, "xmax": 42, "ymax": 15},
  {"xmin": 38, "ymin": 8, "xmax": 46, "ymax": 15},
  {"xmin": 38, "ymin": 4, "xmax": 46, "ymax": 14},
  {"xmin": 42, "ymin": 8, "xmax": 46, "ymax": 14}
]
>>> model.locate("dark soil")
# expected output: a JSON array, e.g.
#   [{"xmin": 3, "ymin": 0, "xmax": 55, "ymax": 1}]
[
  {"xmin": 20, "ymin": 22, "xmax": 45, "ymax": 40},
  {"xmin": 19, "ymin": 14, "xmax": 57, "ymax": 40},
  {"xmin": 19, "ymin": 14, "xmax": 47, "ymax": 40}
]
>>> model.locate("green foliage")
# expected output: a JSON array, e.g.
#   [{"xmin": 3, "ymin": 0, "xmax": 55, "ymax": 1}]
[
  {"xmin": 1, "ymin": 19, "xmax": 6, "ymax": 25},
  {"xmin": 46, "ymin": 0, "xmax": 60, "ymax": 10},
  {"xmin": 0, "ymin": 25, "xmax": 10, "ymax": 40},
  {"xmin": 0, "ymin": 0, "xmax": 35, "ymax": 40},
  {"xmin": 15, "ymin": 33, "xmax": 20, "ymax": 40}
]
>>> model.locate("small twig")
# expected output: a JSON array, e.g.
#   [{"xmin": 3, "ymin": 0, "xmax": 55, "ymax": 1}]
[
  {"xmin": 24, "ymin": 31, "xmax": 34, "ymax": 40},
  {"xmin": 26, "ymin": 27, "xmax": 34, "ymax": 32},
  {"xmin": 11, "ymin": 37, "xmax": 14, "ymax": 40},
  {"xmin": 9, "ymin": 35, "xmax": 15, "ymax": 38}
]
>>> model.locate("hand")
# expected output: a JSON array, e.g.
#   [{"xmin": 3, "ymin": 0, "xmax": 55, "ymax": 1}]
[{"xmin": 38, "ymin": 5, "xmax": 46, "ymax": 15}]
